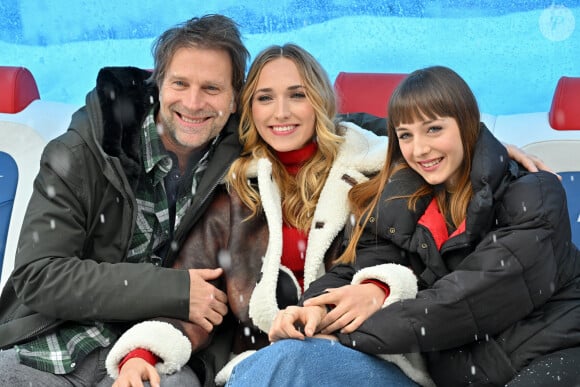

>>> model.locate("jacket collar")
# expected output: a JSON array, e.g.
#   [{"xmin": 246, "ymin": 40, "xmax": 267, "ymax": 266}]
[{"xmin": 465, "ymin": 124, "xmax": 512, "ymax": 242}]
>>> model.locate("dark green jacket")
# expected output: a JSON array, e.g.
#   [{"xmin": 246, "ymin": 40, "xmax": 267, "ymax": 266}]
[{"xmin": 0, "ymin": 67, "xmax": 242, "ymax": 348}]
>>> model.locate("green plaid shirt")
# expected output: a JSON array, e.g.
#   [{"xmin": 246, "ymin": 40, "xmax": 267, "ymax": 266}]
[{"xmin": 16, "ymin": 108, "xmax": 218, "ymax": 374}]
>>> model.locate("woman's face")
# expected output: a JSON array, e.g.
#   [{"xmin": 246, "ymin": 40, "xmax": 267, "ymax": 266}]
[
  {"xmin": 395, "ymin": 115, "xmax": 464, "ymax": 190},
  {"xmin": 251, "ymin": 57, "xmax": 316, "ymax": 152}
]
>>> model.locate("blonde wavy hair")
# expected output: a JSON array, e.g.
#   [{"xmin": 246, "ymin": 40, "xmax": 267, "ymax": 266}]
[
  {"xmin": 340, "ymin": 66, "xmax": 480, "ymax": 264},
  {"xmin": 226, "ymin": 43, "xmax": 344, "ymax": 231}
]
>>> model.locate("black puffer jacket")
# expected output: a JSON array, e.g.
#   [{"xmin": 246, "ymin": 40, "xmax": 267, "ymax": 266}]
[{"xmin": 304, "ymin": 125, "xmax": 580, "ymax": 386}]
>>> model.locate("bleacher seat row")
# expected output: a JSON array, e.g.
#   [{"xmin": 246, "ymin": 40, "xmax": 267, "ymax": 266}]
[{"xmin": 0, "ymin": 67, "xmax": 579, "ymax": 291}]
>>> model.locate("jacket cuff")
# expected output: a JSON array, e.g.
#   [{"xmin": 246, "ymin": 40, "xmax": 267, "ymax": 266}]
[
  {"xmin": 351, "ymin": 263, "xmax": 417, "ymax": 307},
  {"xmin": 105, "ymin": 321, "xmax": 192, "ymax": 379}
]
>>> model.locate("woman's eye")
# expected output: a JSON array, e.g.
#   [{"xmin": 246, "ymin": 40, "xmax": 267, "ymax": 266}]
[
  {"xmin": 291, "ymin": 92, "xmax": 306, "ymax": 99},
  {"xmin": 256, "ymin": 95, "xmax": 272, "ymax": 102}
]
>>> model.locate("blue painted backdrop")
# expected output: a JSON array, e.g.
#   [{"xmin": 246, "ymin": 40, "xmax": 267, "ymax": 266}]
[{"xmin": 1, "ymin": 0, "xmax": 579, "ymax": 115}]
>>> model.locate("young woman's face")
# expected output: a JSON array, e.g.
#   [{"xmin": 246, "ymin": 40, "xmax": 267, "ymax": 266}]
[
  {"xmin": 395, "ymin": 116, "xmax": 464, "ymax": 190},
  {"xmin": 251, "ymin": 57, "xmax": 316, "ymax": 152}
]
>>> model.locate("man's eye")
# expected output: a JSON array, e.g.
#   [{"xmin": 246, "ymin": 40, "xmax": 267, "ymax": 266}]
[{"xmin": 205, "ymin": 86, "xmax": 220, "ymax": 94}]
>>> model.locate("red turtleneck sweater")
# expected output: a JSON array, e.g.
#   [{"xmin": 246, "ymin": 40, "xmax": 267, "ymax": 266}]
[{"xmin": 276, "ymin": 141, "xmax": 318, "ymax": 290}]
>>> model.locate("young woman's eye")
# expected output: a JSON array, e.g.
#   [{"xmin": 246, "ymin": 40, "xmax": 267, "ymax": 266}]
[
  {"xmin": 428, "ymin": 126, "xmax": 443, "ymax": 133},
  {"xmin": 291, "ymin": 92, "xmax": 306, "ymax": 99},
  {"xmin": 398, "ymin": 133, "xmax": 410, "ymax": 140},
  {"xmin": 256, "ymin": 94, "xmax": 272, "ymax": 102}
]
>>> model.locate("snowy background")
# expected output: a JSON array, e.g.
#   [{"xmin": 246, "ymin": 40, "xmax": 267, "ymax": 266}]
[{"xmin": 1, "ymin": 0, "xmax": 579, "ymax": 115}]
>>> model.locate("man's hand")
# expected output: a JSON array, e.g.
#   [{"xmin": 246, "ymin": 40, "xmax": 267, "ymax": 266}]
[
  {"xmin": 304, "ymin": 284, "xmax": 384, "ymax": 334},
  {"xmin": 113, "ymin": 358, "xmax": 160, "ymax": 387},
  {"xmin": 268, "ymin": 305, "xmax": 326, "ymax": 342},
  {"xmin": 188, "ymin": 268, "xmax": 228, "ymax": 332}
]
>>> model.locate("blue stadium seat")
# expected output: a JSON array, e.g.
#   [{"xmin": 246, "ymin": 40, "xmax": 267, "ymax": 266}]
[
  {"xmin": 521, "ymin": 76, "xmax": 580, "ymax": 248},
  {"xmin": 560, "ymin": 172, "xmax": 580, "ymax": 248},
  {"xmin": 0, "ymin": 151, "xmax": 19, "ymax": 279}
]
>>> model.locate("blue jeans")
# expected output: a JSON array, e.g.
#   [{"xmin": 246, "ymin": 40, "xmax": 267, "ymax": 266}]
[{"xmin": 227, "ymin": 338, "xmax": 419, "ymax": 387}]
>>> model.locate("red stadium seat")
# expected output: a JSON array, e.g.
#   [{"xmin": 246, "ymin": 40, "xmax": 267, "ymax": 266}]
[
  {"xmin": 334, "ymin": 72, "xmax": 407, "ymax": 117},
  {"xmin": 0, "ymin": 66, "xmax": 40, "ymax": 113},
  {"xmin": 549, "ymin": 76, "xmax": 580, "ymax": 130}
]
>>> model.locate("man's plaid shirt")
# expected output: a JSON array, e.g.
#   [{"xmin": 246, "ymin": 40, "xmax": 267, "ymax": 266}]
[{"xmin": 16, "ymin": 108, "xmax": 217, "ymax": 374}]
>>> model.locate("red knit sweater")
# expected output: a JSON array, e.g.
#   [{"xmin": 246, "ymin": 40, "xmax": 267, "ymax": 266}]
[{"xmin": 276, "ymin": 141, "xmax": 318, "ymax": 290}]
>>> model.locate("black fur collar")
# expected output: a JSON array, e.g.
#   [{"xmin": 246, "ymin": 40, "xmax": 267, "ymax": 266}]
[{"xmin": 96, "ymin": 66, "xmax": 158, "ymax": 189}]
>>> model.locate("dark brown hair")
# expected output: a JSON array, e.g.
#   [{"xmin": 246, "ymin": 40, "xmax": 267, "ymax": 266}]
[{"xmin": 150, "ymin": 14, "xmax": 249, "ymax": 106}]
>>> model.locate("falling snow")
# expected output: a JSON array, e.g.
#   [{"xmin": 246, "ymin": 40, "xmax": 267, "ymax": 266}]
[
  {"xmin": 46, "ymin": 185, "xmax": 56, "ymax": 198},
  {"xmin": 218, "ymin": 250, "xmax": 232, "ymax": 270}
]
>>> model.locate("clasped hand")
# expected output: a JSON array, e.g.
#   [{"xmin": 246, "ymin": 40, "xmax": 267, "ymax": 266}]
[
  {"xmin": 188, "ymin": 268, "xmax": 228, "ymax": 332},
  {"xmin": 269, "ymin": 283, "xmax": 385, "ymax": 342}
]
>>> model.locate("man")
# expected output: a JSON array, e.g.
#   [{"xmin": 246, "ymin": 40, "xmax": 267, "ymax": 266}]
[{"xmin": 0, "ymin": 14, "xmax": 249, "ymax": 386}]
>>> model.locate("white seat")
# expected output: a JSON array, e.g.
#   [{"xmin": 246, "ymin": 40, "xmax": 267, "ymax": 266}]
[
  {"xmin": 0, "ymin": 99, "xmax": 78, "ymax": 141},
  {"xmin": 522, "ymin": 140, "xmax": 580, "ymax": 173},
  {"xmin": 0, "ymin": 121, "xmax": 47, "ymax": 291}
]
